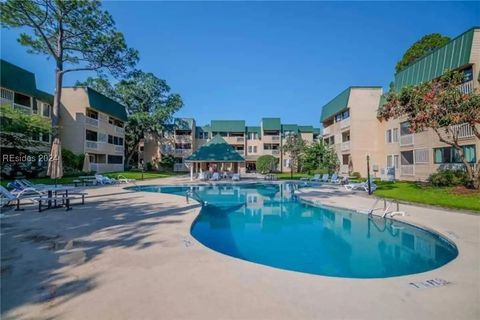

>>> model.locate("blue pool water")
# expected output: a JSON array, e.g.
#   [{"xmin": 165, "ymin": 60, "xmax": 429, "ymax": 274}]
[{"xmin": 131, "ymin": 183, "xmax": 458, "ymax": 278}]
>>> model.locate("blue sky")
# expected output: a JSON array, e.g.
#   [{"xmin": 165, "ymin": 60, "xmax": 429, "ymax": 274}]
[{"xmin": 1, "ymin": 2, "xmax": 478, "ymax": 127}]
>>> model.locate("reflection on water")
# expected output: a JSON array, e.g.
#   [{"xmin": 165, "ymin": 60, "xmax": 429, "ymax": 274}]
[{"xmin": 135, "ymin": 183, "xmax": 458, "ymax": 278}]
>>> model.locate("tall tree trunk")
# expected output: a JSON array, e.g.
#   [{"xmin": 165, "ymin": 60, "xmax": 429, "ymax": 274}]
[{"xmin": 52, "ymin": 64, "xmax": 63, "ymax": 140}]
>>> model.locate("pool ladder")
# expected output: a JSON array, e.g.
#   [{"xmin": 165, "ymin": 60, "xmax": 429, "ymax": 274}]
[{"xmin": 359, "ymin": 198, "xmax": 405, "ymax": 218}]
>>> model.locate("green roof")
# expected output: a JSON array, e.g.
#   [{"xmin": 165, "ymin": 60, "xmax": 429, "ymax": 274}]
[
  {"xmin": 281, "ymin": 124, "xmax": 299, "ymax": 133},
  {"xmin": 174, "ymin": 118, "xmax": 194, "ymax": 130},
  {"xmin": 185, "ymin": 135, "xmax": 245, "ymax": 162},
  {"xmin": 262, "ymin": 118, "xmax": 281, "ymax": 131},
  {"xmin": 394, "ymin": 27, "xmax": 478, "ymax": 91},
  {"xmin": 246, "ymin": 126, "xmax": 261, "ymax": 134},
  {"xmin": 86, "ymin": 87, "xmax": 128, "ymax": 121},
  {"xmin": 211, "ymin": 120, "xmax": 245, "ymax": 132},
  {"xmin": 320, "ymin": 87, "xmax": 351, "ymax": 123},
  {"xmin": 0, "ymin": 59, "xmax": 37, "ymax": 97},
  {"xmin": 313, "ymin": 128, "xmax": 321, "ymax": 134},
  {"xmin": 299, "ymin": 125, "xmax": 314, "ymax": 133},
  {"xmin": 320, "ymin": 86, "xmax": 382, "ymax": 122},
  {"xmin": 0, "ymin": 59, "xmax": 54, "ymax": 104},
  {"xmin": 36, "ymin": 89, "xmax": 54, "ymax": 105}
]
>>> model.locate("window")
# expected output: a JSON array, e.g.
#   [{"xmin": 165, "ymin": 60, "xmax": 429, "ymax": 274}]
[
  {"xmin": 41, "ymin": 133, "xmax": 50, "ymax": 143},
  {"xmin": 85, "ymin": 129, "xmax": 98, "ymax": 141},
  {"xmin": 342, "ymin": 154, "xmax": 349, "ymax": 165},
  {"xmin": 394, "ymin": 155, "xmax": 399, "ymax": 169},
  {"xmin": 108, "ymin": 155, "xmax": 123, "ymax": 164},
  {"xmin": 342, "ymin": 131, "xmax": 350, "ymax": 142},
  {"xmin": 415, "ymin": 149, "xmax": 429, "ymax": 164},
  {"xmin": 283, "ymin": 159, "xmax": 289, "ymax": 167},
  {"xmin": 387, "ymin": 155, "xmax": 393, "ymax": 168},
  {"xmin": 248, "ymin": 132, "xmax": 258, "ymax": 140},
  {"xmin": 14, "ymin": 92, "xmax": 31, "ymax": 107},
  {"xmin": 33, "ymin": 101, "xmax": 39, "ymax": 114},
  {"xmin": 91, "ymin": 154, "xmax": 106, "ymax": 163},
  {"xmin": 434, "ymin": 145, "xmax": 476, "ymax": 164},
  {"xmin": 253, "ymin": 146, "xmax": 257, "ymax": 153},
  {"xmin": 98, "ymin": 133, "xmax": 107, "ymax": 143},
  {"xmin": 42, "ymin": 104, "xmax": 50, "ymax": 117},
  {"xmin": 462, "ymin": 67, "xmax": 473, "ymax": 82},
  {"xmin": 248, "ymin": 146, "xmax": 252, "ymax": 153},
  {"xmin": 401, "ymin": 150, "xmax": 414, "ymax": 165},
  {"xmin": 86, "ymin": 108, "xmax": 98, "ymax": 119},
  {"xmin": 386, "ymin": 129, "xmax": 392, "ymax": 143},
  {"xmin": 108, "ymin": 135, "xmax": 113, "ymax": 144},
  {"xmin": 400, "ymin": 121, "xmax": 411, "ymax": 136},
  {"xmin": 392, "ymin": 128, "xmax": 399, "ymax": 142},
  {"xmin": 335, "ymin": 110, "xmax": 349, "ymax": 122}
]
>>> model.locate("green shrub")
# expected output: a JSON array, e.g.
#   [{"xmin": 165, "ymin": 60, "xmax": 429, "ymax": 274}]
[
  {"xmin": 159, "ymin": 154, "xmax": 175, "ymax": 171},
  {"xmin": 351, "ymin": 171, "xmax": 361, "ymax": 179},
  {"xmin": 146, "ymin": 162, "xmax": 153, "ymax": 171},
  {"xmin": 256, "ymin": 155, "xmax": 279, "ymax": 174},
  {"xmin": 314, "ymin": 167, "xmax": 329, "ymax": 175},
  {"xmin": 62, "ymin": 149, "xmax": 83, "ymax": 172},
  {"xmin": 428, "ymin": 169, "xmax": 468, "ymax": 187}
]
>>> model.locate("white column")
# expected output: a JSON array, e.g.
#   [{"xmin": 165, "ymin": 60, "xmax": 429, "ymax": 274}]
[{"xmin": 190, "ymin": 163, "xmax": 194, "ymax": 181}]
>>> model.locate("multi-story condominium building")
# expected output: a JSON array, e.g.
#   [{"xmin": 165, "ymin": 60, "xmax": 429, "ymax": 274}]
[
  {"xmin": 320, "ymin": 86, "xmax": 384, "ymax": 178},
  {"xmin": 141, "ymin": 117, "xmax": 321, "ymax": 173},
  {"xmin": 59, "ymin": 87, "xmax": 127, "ymax": 173},
  {"xmin": 0, "ymin": 59, "xmax": 54, "ymax": 153},
  {"xmin": 321, "ymin": 27, "xmax": 479, "ymax": 181},
  {"xmin": 379, "ymin": 27, "xmax": 479, "ymax": 181}
]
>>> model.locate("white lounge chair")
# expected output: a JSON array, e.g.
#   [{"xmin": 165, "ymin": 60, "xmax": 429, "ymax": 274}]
[
  {"xmin": 321, "ymin": 174, "xmax": 330, "ymax": 182},
  {"xmin": 116, "ymin": 174, "xmax": 136, "ymax": 184},
  {"xmin": 344, "ymin": 181, "xmax": 377, "ymax": 192},
  {"xmin": 329, "ymin": 174, "xmax": 340, "ymax": 184},
  {"xmin": 232, "ymin": 173, "xmax": 240, "ymax": 181},
  {"xmin": 0, "ymin": 186, "xmax": 45, "ymax": 210},
  {"xmin": 18, "ymin": 179, "xmax": 49, "ymax": 189},
  {"xmin": 95, "ymin": 174, "xmax": 117, "ymax": 185},
  {"xmin": 309, "ymin": 174, "xmax": 321, "ymax": 182}
]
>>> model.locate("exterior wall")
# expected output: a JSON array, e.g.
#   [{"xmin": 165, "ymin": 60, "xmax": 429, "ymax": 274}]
[{"xmin": 60, "ymin": 88, "xmax": 125, "ymax": 173}]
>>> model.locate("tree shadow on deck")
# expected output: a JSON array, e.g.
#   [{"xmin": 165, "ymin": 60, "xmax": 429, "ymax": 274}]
[{"xmin": 1, "ymin": 190, "xmax": 199, "ymax": 318}]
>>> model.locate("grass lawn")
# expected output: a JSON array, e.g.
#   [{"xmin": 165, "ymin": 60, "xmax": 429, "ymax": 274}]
[
  {"xmin": 1, "ymin": 171, "xmax": 179, "ymax": 188},
  {"xmin": 374, "ymin": 181, "xmax": 480, "ymax": 212}
]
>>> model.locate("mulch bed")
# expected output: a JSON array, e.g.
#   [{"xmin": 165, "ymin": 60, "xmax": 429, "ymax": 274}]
[{"xmin": 449, "ymin": 186, "xmax": 480, "ymax": 196}]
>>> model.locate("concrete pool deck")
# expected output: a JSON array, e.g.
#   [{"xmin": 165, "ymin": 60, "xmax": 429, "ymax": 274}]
[{"xmin": 1, "ymin": 177, "xmax": 479, "ymax": 320}]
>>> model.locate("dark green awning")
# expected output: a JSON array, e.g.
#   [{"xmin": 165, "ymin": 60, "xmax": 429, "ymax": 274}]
[{"xmin": 185, "ymin": 135, "xmax": 245, "ymax": 162}]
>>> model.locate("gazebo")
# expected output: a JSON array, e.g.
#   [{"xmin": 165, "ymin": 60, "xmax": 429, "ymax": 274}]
[{"xmin": 184, "ymin": 135, "xmax": 245, "ymax": 181}]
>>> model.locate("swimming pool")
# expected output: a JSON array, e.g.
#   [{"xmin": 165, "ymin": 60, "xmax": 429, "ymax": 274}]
[{"xmin": 132, "ymin": 183, "xmax": 458, "ymax": 278}]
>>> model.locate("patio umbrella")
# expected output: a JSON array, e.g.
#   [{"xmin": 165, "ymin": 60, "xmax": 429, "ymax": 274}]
[
  {"xmin": 47, "ymin": 138, "xmax": 63, "ymax": 186},
  {"xmin": 82, "ymin": 153, "xmax": 91, "ymax": 173}
]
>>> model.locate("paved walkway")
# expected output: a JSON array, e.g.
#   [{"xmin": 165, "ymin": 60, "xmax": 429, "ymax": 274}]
[{"xmin": 1, "ymin": 177, "xmax": 479, "ymax": 320}]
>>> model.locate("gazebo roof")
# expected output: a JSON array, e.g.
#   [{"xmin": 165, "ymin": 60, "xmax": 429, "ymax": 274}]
[{"xmin": 185, "ymin": 135, "xmax": 245, "ymax": 162}]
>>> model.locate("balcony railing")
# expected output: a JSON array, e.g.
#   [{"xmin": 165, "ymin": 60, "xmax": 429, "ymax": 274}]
[
  {"xmin": 13, "ymin": 103, "xmax": 31, "ymax": 114},
  {"xmin": 85, "ymin": 116, "xmax": 99, "ymax": 127},
  {"xmin": 322, "ymin": 126, "xmax": 332, "ymax": 136},
  {"xmin": 236, "ymin": 137, "xmax": 245, "ymax": 142},
  {"xmin": 174, "ymin": 163, "xmax": 189, "ymax": 172},
  {"xmin": 341, "ymin": 141, "xmax": 350, "ymax": 151},
  {"xmin": 340, "ymin": 118, "xmax": 350, "ymax": 130},
  {"xmin": 451, "ymin": 123, "xmax": 475, "ymax": 139},
  {"xmin": 340, "ymin": 164, "xmax": 349, "ymax": 174},
  {"xmin": 400, "ymin": 134, "xmax": 414, "ymax": 146},
  {"xmin": 115, "ymin": 145, "xmax": 124, "ymax": 153},
  {"xmin": 174, "ymin": 149, "xmax": 191, "ymax": 157},
  {"xmin": 115, "ymin": 126, "xmax": 124, "ymax": 134},
  {"xmin": 85, "ymin": 141, "xmax": 98, "ymax": 149},
  {"xmin": 458, "ymin": 80, "xmax": 474, "ymax": 94},
  {"xmin": 401, "ymin": 165, "xmax": 415, "ymax": 176},
  {"xmin": 264, "ymin": 149, "xmax": 280, "ymax": 156}
]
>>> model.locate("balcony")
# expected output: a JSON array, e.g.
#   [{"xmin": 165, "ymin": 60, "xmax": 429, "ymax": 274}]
[
  {"xmin": 13, "ymin": 103, "xmax": 31, "ymax": 114},
  {"xmin": 115, "ymin": 145, "xmax": 124, "ymax": 153},
  {"xmin": 264, "ymin": 149, "xmax": 280, "ymax": 156},
  {"xmin": 85, "ymin": 141, "xmax": 98, "ymax": 150},
  {"xmin": 451, "ymin": 123, "xmax": 475, "ymax": 139},
  {"xmin": 236, "ymin": 137, "xmax": 245, "ymax": 143},
  {"xmin": 174, "ymin": 163, "xmax": 189, "ymax": 172},
  {"xmin": 401, "ymin": 165, "xmax": 415, "ymax": 176},
  {"xmin": 341, "ymin": 141, "xmax": 350, "ymax": 151},
  {"xmin": 174, "ymin": 149, "xmax": 191, "ymax": 157},
  {"xmin": 175, "ymin": 135, "xmax": 192, "ymax": 143},
  {"xmin": 340, "ymin": 118, "xmax": 350, "ymax": 130},
  {"xmin": 85, "ymin": 116, "xmax": 99, "ymax": 127},
  {"xmin": 458, "ymin": 80, "xmax": 474, "ymax": 94},
  {"xmin": 115, "ymin": 126, "xmax": 124, "ymax": 134},
  {"xmin": 263, "ymin": 135, "xmax": 281, "ymax": 143},
  {"xmin": 400, "ymin": 134, "xmax": 414, "ymax": 146},
  {"xmin": 322, "ymin": 126, "xmax": 332, "ymax": 136}
]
